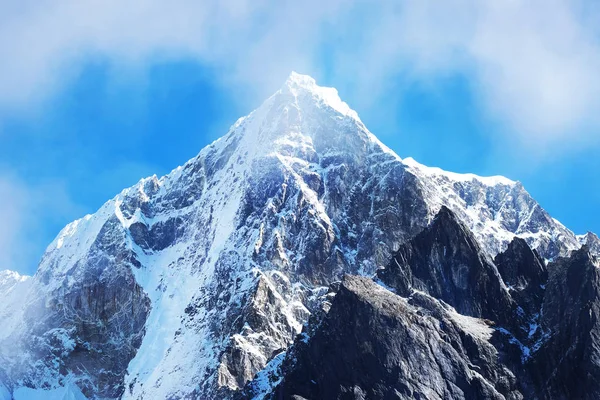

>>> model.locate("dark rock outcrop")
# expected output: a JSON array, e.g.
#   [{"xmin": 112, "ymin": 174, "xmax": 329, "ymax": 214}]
[
  {"xmin": 494, "ymin": 237, "xmax": 547, "ymax": 319},
  {"xmin": 530, "ymin": 247, "xmax": 600, "ymax": 399},
  {"xmin": 377, "ymin": 206, "xmax": 515, "ymax": 325},
  {"xmin": 268, "ymin": 275, "xmax": 521, "ymax": 400}
]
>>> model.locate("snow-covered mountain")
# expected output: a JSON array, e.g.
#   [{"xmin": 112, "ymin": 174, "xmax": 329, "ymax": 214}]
[
  {"xmin": 0, "ymin": 72, "xmax": 594, "ymax": 399},
  {"xmin": 578, "ymin": 231, "xmax": 600, "ymax": 255}
]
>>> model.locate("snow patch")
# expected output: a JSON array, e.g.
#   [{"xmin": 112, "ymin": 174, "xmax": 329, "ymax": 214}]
[{"xmin": 13, "ymin": 383, "xmax": 87, "ymax": 400}]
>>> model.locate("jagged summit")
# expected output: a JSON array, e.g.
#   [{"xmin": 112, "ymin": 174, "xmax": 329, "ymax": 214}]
[
  {"xmin": 284, "ymin": 71, "xmax": 317, "ymax": 88},
  {"xmin": 281, "ymin": 71, "xmax": 361, "ymax": 121},
  {"xmin": 0, "ymin": 270, "xmax": 29, "ymax": 285},
  {"xmin": 277, "ymin": 74, "xmax": 517, "ymax": 198},
  {"xmin": 578, "ymin": 231, "xmax": 600, "ymax": 254},
  {"xmin": 194, "ymin": 71, "xmax": 374, "ymax": 168},
  {"xmin": 377, "ymin": 205, "xmax": 515, "ymax": 322}
]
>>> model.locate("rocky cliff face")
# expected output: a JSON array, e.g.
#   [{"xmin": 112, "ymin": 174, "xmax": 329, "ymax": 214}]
[
  {"xmin": 242, "ymin": 209, "xmax": 599, "ymax": 400},
  {"xmin": 530, "ymin": 247, "xmax": 600, "ymax": 399},
  {"xmin": 0, "ymin": 73, "xmax": 596, "ymax": 399},
  {"xmin": 376, "ymin": 206, "xmax": 515, "ymax": 324},
  {"xmin": 266, "ymin": 275, "xmax": 522, "ymax": 400},
  {"xmin": 494, "ymin": 237, "xmax": 547, "ymax": 318},
  {"xmin": 579, "ymin": 232, "xmax": 600, "ymax": 255}
]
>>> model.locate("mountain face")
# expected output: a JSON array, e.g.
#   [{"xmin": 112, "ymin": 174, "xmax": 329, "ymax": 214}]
[
  {"xmin": 376, "ymin": 206, "xmax": 516, "ymax": 324},
  {"xmin": 268, "ymin": 275, "xmax": 521, "ymax": 400},
  {"xmin": 242, "ymin": 210, "xmax": 599, "ymax": 400},
  {"xmin": 0, "ymin": 72, "xmax": 596, "ymax": 399},
  {"xmin": 579, "ymin": 232, "xmax": 600, "ymax": 255},
  {"xmin": 494, "ymin": 237, "xmax": 547, "ymax": 318},
  {"xmin": 530, "ymin": 247, "xmax": 600, "ymax": 399}
]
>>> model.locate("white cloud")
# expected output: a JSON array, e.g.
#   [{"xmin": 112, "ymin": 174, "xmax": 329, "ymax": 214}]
[
  {"xmin": 1, "ymin": 0, "xmax": 599, "ymax": 147},
  {"xmin": 334, "ymin": 0, "xmax": 600, "ymax": 149},
  {"xmin": 0, "ymin": 0, "xmax": 346, "ymax": 110},
  {"xmin": 470, "ymin": 0, "xmax": 600, "ymax": 145}
]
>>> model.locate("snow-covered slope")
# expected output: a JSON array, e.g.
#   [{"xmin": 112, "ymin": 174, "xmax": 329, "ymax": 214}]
[
  {"xmin": 578, "ymin": 231, "xmax": 600, "ymax": 255},
  {"xmin": 403, "ymin": 158, "xmax": 580, "ymax": 259},
  {"xmin": 0, "ymin": 72, "xmax": 590, "ymax": 399},
  {"xmin": 0, "ymin": 271, "xmax": 30, "ymax": 341}
]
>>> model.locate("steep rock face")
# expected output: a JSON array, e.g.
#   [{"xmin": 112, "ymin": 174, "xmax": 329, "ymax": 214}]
[
  {"xmin": 215, "ymin": 272, "xmax": 310, "ymax": 392},
  {"xmin": 267, "ymin": 276, "xmax": 521, "ymax": 400},
  {"xmin": 494, "ymin": 238, "xmax": 547, "ymax": 318},
  {"xmin": 1, "ymin": 216, "xmax": 151, "ymax": 398},
  {"xmin": 0, "ymin": 72, "xmax": 593, "ymax": 399},
  {"xmin": 377, "ymin": 206, "xmax": 515, "ymax": 324},
  {"xmin": 530, "ymin": 248, "xmax": 600, "ymax": 399},
  {"xmin": 242, "ymin": 225, "xmax": 596, "ymax": 400}
]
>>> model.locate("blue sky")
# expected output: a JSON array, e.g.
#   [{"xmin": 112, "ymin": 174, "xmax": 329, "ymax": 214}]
[{"xmin": 1, "ymin": 0, "xmax": 600, "ymax": 275}]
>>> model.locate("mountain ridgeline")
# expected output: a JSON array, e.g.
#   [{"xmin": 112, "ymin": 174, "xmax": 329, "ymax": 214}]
[{"xmin": 0, "ymin": 73, "xmax": 597, "ymax": 400}]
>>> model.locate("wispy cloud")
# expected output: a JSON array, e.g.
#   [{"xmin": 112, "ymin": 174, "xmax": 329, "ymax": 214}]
[
  {"xmin": 336, "ymin": 0, "xmax": 600, "ymax": 150},
  {"xmin": 2, "ymin": 0, "xmax": 599, "ymax": 149},
  {"xmin": 0, "ymin": 0, "xmax": 343, "ymax": 110},
  {"xmin": 0, "ymin": 175, "xmax": 82, "ymax": 274}
]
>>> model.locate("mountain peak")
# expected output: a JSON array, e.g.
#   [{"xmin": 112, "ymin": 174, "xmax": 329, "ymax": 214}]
[
  {"xmin": 279, "ymin": 71, "xmax": 361, "ymax": 122},
  {"xmin": 0, "ymin": 269, "xmax": 29, "ymax": 296},
  {"xmin": 284, "ymin": 71, "xmax": 317, "ymax": 88},
  {"xmin": 578, "ymin": 231, "xmax": 600, "ymax": 255},
  {"xmin": 580, "ymin": 231, "xmax": 599, "ymax": 243}
]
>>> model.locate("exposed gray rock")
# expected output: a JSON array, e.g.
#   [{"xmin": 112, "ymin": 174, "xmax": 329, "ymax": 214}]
[
  {"xmin": 494, "ymin": 237, "xmax": 547, "ymax": 318},
  {"xmin": 376, "ymin": 206, "xmax": 515, "ymax": 325},
  {"xmin": 268, "ymin": 275, "xmax": 522, "ymax": 400},
  {"xmin": 530, "ymin": 247, "xmax": 600, "ymax": 399}
]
